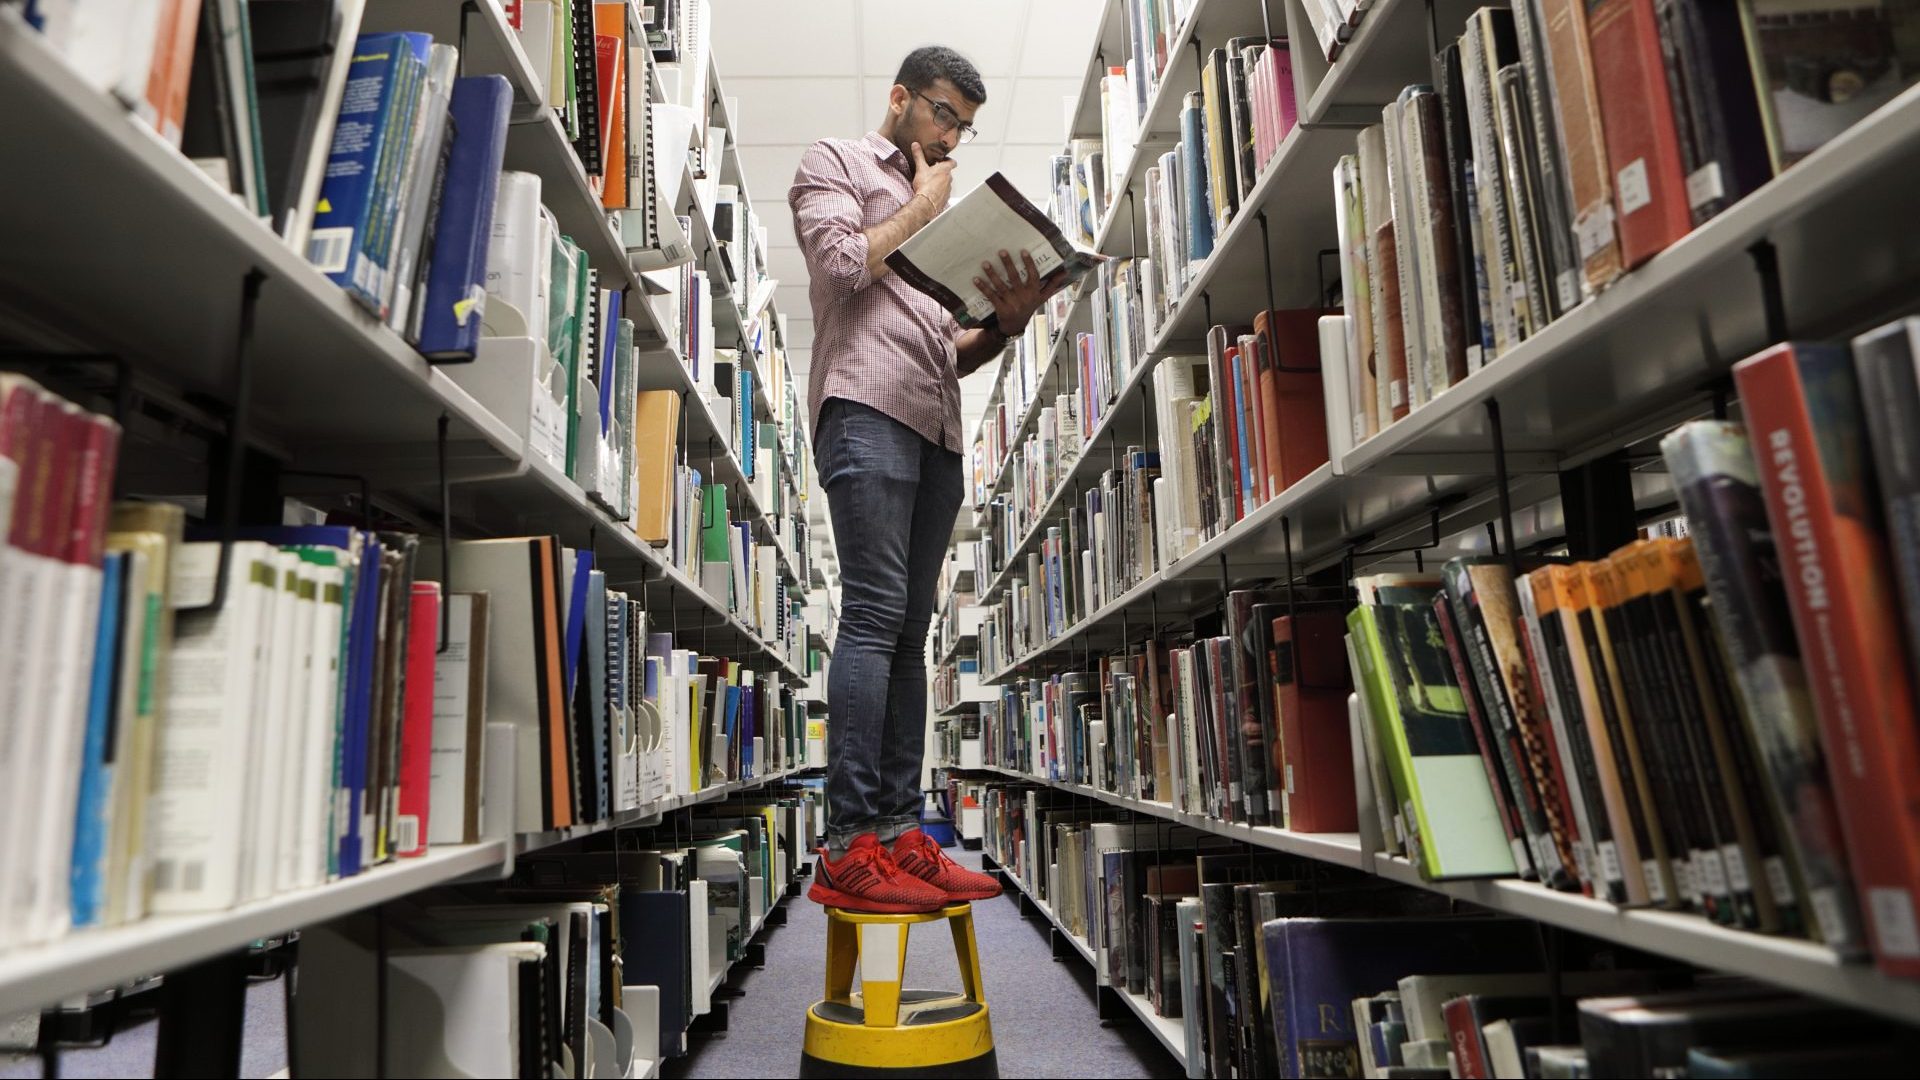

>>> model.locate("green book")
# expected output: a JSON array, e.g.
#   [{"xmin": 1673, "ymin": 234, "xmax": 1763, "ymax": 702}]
[{"xmin": 1349, "ymin": 582, "xmax": 1517, "ymax": 880}]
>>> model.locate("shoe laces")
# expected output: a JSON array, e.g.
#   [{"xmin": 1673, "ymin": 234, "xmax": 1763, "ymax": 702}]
[{"xmin": 899, "ymin": 831, "xmax": 955, "ymax": 871}]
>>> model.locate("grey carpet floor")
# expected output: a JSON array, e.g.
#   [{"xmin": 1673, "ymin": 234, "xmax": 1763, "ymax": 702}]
[{"xmin": 667, "ymin": 849, "xmax": 1184, "ymax": 1080}]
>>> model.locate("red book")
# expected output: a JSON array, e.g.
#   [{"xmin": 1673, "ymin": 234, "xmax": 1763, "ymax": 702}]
[
  {"xmin": 62, "ymin": 413, "xmax": 121, "ymax": 569},
  {"xmin": 1442, "ymin": 996, "xmax": 1493, "ymax": 1080},
  {"xmin": 397, "ymin": 582, "xmax": 442, "ymax": 856},
  {"xmin": 1254, "ymin": 308, "xmax": 1332, "ymax": 493},
  {"xmin": 1272, "ymin": 610, "xmax": 1357, "ymax": 832},
  {"xmin": 1735, "ymin": 341, "xmax": 1920, "ymax": 975},
  {"xmin": 595, "ymin": 19, "xmax": 627, "ymax": 206},
  {"xmin": 1585, "ymin": 0, "xmax": 1692, "ymax": 268},
  {"xmin": 1240, "ymin": 332, "xmax": 1274, "ymax": 504}
]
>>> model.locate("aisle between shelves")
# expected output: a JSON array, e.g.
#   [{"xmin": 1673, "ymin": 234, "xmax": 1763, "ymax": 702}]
[{"xmin": 937, "ymin": 0, "xmax": 1920, "ymax": 1071}]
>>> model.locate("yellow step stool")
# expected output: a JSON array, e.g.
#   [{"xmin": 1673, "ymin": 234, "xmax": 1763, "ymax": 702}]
[{"xmin": 799, "ymin": 903, "xmax": 998, "ymax": 1078}]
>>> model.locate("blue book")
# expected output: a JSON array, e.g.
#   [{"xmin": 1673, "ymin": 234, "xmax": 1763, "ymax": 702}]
[
  {"xmin": 1231, "ymin": 349, "xmax": 1255, "ymax": 511},
  {"xmin": 69, "ymin": 553, "xmax": 127, "ymax": 928},
  {"xmin": 308, "ymin": 32, "xmax": 431, "ymax": 315},
  {"xmin": 1179, "ymin": 93, "xmax": 1215, "ymax": 263},
  {"xmin": 563, "ymin": 548, "xmax": 594, "ymax": 697},
  {"xmin": 596, "ymin": 288, "xmax": 624, "ymax": 429},
  {"xmin": 724, "ymin": 685, "xmax": 741, "ymax": 768},
  {"xmin": 338, "ymin": 531, "xmax": 383, "ymax": 876},
  {"xmin": 417, "ymin": 74, "xmax": 513, "ymax": 360},
  {"xmin": 1263, "ymin": 918, "xmax": 1542, "ymax": 1076},
  {"xmin": 738, "ymin": 366, "xmax": 755, "ymax": 474}
]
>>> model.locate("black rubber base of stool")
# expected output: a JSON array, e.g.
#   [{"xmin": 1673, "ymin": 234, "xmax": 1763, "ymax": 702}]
[{"xmin": 799, "ymin": 1048, "xmax": 998, "ymax": 1078}]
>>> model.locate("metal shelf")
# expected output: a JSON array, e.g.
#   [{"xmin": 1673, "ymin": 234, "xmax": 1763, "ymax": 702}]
[
  {"xmin": 974, "ymin": 764, "xmax": 1920, "ymax": 1027},
  {"xmin": 982, "ymin": 851, "xmax": 1188, "ymax": 1068}
]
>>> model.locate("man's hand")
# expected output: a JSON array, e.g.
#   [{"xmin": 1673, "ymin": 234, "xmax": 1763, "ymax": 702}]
[
  {"xmin": 975, "ymin": 250, "xmax": 1062, "ymax": 337},
  {"xmin": 910, "ymin": 142, "xmax": 954, "ymax": 213}
]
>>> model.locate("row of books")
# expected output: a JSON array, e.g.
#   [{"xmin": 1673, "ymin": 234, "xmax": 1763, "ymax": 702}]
[
  {"xmin": 975, "ymin": 322, "xmax": 1920, "ymax": 984},
  {"xmin": 294, "ymin": 790, "xmax": 817, "ymax": 1073},
  {"xmin": 980, "ymin": 784, "xmax": 1917, "ymax": 1078},
  {"xmin": 1328, "ymin": 1, "xmax": 1920, "ymax": 455},
  {"xmin": 968, "ymin": 286, "xmax": 1077, "ymax": 509},
  {"xmin": 1350, "ymin": 321, "xmax": 1920, "ymax": 979},
  {"xmin": 975, "ymin": 307, "xmax": 1335, "ymax": 673},
  {"xmin": 1132, "ymin": 36, "xmax": 1298, "ymax": 329},
  {"xmin": 0, "ymin": 377, "xmax": 809, "ymax": 952}
]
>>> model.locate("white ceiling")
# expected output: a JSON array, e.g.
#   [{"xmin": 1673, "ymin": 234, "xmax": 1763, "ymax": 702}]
[{"xmin": 711, "ymin": 0, "xmax": 1105, "ymax": 441}]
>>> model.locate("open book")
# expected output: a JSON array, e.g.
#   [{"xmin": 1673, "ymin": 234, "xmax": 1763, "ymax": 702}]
[{"xmin": 885, "ymin": 173, "xmax": 1098, "ymax": 329}]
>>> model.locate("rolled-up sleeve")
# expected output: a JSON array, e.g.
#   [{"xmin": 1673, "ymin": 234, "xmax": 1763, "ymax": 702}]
[{"xmin": 789, "ymin": 142, "xmax": 872, "ymax": 297}]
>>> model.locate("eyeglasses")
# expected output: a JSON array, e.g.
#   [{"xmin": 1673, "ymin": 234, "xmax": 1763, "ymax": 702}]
[{"xmin": 911, "ymin": 91, "xmax": 979, "ymax": 145}]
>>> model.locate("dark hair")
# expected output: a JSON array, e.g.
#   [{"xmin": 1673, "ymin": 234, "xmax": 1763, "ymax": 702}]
[{"xmin": 895, "ymin": 45, "xmax": 987, "ymax": 105}]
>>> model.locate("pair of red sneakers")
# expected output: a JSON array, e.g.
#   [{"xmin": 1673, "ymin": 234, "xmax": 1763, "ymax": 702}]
[{"xmin": 807, "ymin": 828, "xmax": 1002, "ymax": 913}]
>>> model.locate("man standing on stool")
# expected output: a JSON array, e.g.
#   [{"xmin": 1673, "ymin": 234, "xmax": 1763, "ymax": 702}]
[{"xmin": 790, "ymin": 46, "xmax": 1066, "ymax": 913}]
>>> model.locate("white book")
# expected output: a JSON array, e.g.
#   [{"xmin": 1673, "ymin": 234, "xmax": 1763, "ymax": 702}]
[
  {"xmin": 1383, "ymin": 97, "xmax": 1430, "ymax": 408},
  {"xmin": 483, "ymin": 171, "xmax": 548, "ymax": 338},
  {"xmin": 151, "ymin": 541, "xmax": 276, "ymax": 912},
  {"xmin": 1319, "ymin": 315, "xmax": 1353, "ymax": 466},
  {"xmin": 269, "ymin": 555, "xmax": 317, "ymax": 897},
  {"xmin": 294, "ymin": 561, "xmax": 346, "ymax": 885},
  {"xmin": 687, "ymin": 877, "xmax": 713, "ymax": 1016},
  {"xmin": 60, "ymin": 0, "xmax": 164, "ymax": 113},
  {"xmin": 387, "ymin": 942, "xmax": 548, "ymax": 1079},
  {"xmin": 238, "ymin": 552, "xmax": 297, "ymax": 902},
  {"xmin": 427, "ymin": 592, "xmax": 487, "ymax": 846},
  {"xmin": 757, "ymin": 548, "xmax": 778, "ymax": 636},
  {"xmin": 19, "ymin": 427, "xmax": 109, "ymax": 944}
]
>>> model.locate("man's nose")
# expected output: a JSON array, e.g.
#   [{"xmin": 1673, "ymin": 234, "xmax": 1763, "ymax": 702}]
[{"xmin": 938, "ymin": 129, "xmax": 959, "ymax": 153}]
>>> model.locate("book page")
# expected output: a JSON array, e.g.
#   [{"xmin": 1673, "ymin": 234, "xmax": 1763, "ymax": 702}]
[{"xmin": 889, "ymin": 173, "xmax": 1093, "ymax": 326}]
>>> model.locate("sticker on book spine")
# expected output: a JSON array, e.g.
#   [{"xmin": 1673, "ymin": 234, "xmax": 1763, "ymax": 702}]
[
  {"xmin": 1598, "ymin": 841, "xmax": 1623, "ymax": 889},
  {"xmin": 1643, "ymin": 859, "xmax": 1668, "ymax": 904},
  {"xmin": 1764, "ymin": 857, "xmax": 1795, "ymax": 913},
  {"xmin": 1616, "ymin": 159, "xmax": 1652, "ymax": 215},
  {"xmin": 1869, "ymin": 887, "xmax": 1920, "ymax": 957},
  {"xmin": 1721, "ymin": 844, "xmax": 1751, "ymax": 893},
  {"xmin": 1575, "ymin": 207, "xmax": 1615, "ymax": 263},
  {"xmin": 1685, "ymin": 163, "xmax": 1725, "ymax": 210},
  {"xmin": 1811, "ymin": 886, "xmax": 1857, "ymax": 948}
]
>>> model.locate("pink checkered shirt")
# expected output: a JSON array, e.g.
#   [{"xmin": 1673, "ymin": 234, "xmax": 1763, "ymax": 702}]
[{"xmin": 789, "ymin": 132, "xmax": 966, "ymax": 453}]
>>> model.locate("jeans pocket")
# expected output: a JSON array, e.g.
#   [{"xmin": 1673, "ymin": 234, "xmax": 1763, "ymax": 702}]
[{"xmin": 820, "ymin": 400, "xmax": 918, "ymax": 485}]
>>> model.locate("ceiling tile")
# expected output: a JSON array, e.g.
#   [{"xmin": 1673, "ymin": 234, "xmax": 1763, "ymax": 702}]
[
  {"xmin": 724, "ymin": 77, "xmax": 862, "ymax": 143},
  {"xmin": 709, "ymin": 0, "xmax": 860, "ymax": 77},
  {"xmin": 1001, "ymin": 78, "xmax": 1082, "ymax": 144},
  {"xmin": 1020, "ymin": 0, "xmax": 1108, "ymax": 76},
  {"xmin": 858, "ymin": 0, "xmax": 1027, "ymax": 78}
]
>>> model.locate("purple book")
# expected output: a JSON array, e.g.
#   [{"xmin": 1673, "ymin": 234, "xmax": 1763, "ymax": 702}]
[{"xmin": 1263, "ymin": 917, "xmax": 1542, "ymax": 1078}]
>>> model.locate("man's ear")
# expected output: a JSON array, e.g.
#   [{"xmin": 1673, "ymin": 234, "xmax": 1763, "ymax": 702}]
[{"xmin": 888, "ymin": 84, "xmax": 909, "ymax": 117}]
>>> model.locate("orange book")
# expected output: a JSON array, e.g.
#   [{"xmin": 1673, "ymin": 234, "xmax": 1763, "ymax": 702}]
[
  {"xmin": 1548, "ymin": 564, "xmax": 1651, "ymax": 906},
  {"xmin": 634, "ymin": 390, "xmax": 682, "ymax": 545},
  {"xmin": 1736, "ymin": 341, "xmax": 1920, "ymax": 975},
  {"xmin": 1581, "ymin": 558, "xmax": 1680, "ymax": 906},
  {"xmin": 533, "ymin": 536, "xmax": 574, "ymax": 827},
  {"xmin": 146, "ymin": 0, "xmax": 203, "ymax": 148},
  {"xmin": 594, "ymin": 2, "xmax": 628, "ymax": 207}
]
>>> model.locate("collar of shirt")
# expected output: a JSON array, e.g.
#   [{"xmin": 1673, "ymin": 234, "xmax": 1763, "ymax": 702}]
[{"xmin": 862, "ymin": 131, "xmax": 910, "ymax": 179}]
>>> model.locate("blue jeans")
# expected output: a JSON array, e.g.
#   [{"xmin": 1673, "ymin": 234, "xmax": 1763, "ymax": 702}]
[{"xmin": 814, "ymin": 398, "xmax": 964, "ymax": 855}]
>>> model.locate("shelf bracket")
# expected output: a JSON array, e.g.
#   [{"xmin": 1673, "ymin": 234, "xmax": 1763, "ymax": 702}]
[
  {"xmin": 1349, "ymin": 507, "xmax": 1444, "ymax": 561},
  {"xmin": 1258, "ymin": 211, "xmax": 1277, "ymax": 315},
  {"xmin": 1486, "ymin": 398, "xmax": 1520, "ymax": 579},
  {"xmin": 1748, "ymin": 239, "xmax": 1788, "ymax": 342},
  {"xmin": 1316, "ymin": 248, "xmax": 1340, "ymax": 311},
  {"xmin": 184, "ymin": 269, "xmax": 266, "ymax": 616}
]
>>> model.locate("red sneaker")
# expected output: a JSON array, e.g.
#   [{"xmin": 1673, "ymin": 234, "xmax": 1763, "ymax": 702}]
[
  {"xmin": 808, "ymin": 834, "xmax": 949, "ymax": 914},
  {"xmin": 892, "ymin": 828, "xmax": 1003, "ymax": 901}
]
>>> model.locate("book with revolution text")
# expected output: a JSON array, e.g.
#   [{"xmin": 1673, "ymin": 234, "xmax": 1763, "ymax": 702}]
[{"xmin": 884, "ymin": 174, "xmax": 1098, "ymax": 330}]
